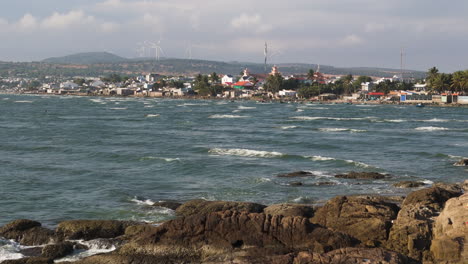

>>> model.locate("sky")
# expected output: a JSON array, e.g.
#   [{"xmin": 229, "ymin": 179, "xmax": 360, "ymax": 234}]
[{"xmin": 1, "ymin": 0, "xmax": 467, "ymax": 72}]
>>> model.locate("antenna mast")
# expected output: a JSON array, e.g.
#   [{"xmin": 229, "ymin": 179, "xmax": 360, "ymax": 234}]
[
  {"xmin": 400, "ymin": 47, "xmax": 404, "ymax": 83},
  {"xmin": 264, "ymin": 41, "xmax": 268, "ymax": 72}
]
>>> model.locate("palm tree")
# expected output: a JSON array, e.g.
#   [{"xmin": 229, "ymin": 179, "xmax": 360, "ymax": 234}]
[
  {"xmin": 343, "ymin": 74, "xmax": 353, "ymax": 95},
  {"xmin": 307, "ymin": 69, "xmax": 315, "ymax": 81},
  {"xmin": 451, "ymin": 71, "xmax": 467, "ymax": 93},
  {"xmin": 210, "ymin": 72, "xmax": 220, "ymax": 84}
]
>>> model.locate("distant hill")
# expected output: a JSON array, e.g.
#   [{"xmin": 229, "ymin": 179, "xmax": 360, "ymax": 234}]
[
  {"xmin": 42, "ymin": 52, "xmax": 129, "ymax": 64},
  {"xmin": 11, "ymin": 52, "xmax": 424, "ymax": 78}
]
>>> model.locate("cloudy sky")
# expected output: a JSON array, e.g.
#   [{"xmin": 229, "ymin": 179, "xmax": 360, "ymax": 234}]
[{"xmin": 1, "ymin": 0, "xmax": 467, "ymax": 72}]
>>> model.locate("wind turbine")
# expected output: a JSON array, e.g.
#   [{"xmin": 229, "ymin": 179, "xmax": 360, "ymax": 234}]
[
  {"xmin": 185, "ymin": 41, "xmax": 193, "ymax": 60},
  {"xmin": 144, "ymin": 40, "xmax": 164, "ymax": 61}
]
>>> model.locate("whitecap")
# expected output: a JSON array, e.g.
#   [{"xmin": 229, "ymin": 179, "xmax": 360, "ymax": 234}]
[
  {"xmin": 296, "ymin": 109, "xmax": 304, "ymax": 112},
  {"xmin": 209, "ymin": 114, "xmax": 249, "ymax": 119},
  {"xmin": 55, "ymin": 239, "xmax": 117, "ymax": 263},
  {"xmin": 208, "ymin": 148, "xmax": 284, "ymax": 158},
  {"xmin": 238, "ymin": 106, "xmax": 256, "ymax": 110},
  {"xmin": 419, "ymin": 118, "xmax": 449, "ymax": 122},
  {"xmin": 145, "ymin": 114, "xmax": 160, "ymax": 118},
  {"xmin": 319, "ymin": 128, "xmax": 349, "ymax": 132},
  {"xmin": 309, "ymin": 156, "xmax": 336, "ymax": 161},
  {"xmin": 130, "ymin": 196, "xmax": 156, "ymax": 206},
  {"xmin": 290, "ymin": 116, "xmax": 325, "ymax": 121},
  {"xmin": 0, "ymin": 239, "xmax": 25, "ymax": 261},
  {"xmin": 345, "ymin": 159, "xmax": 375, "ymax": 168},
  {"xmin": 109, "ymin": 107, "xmax": 127, "ymax": 110},
  {"xmin": 415, "ymin": 126, "xmax": 449, "ymax": 131},
  {"xmin": 384, "ymin": 119, "xmax": 407, "ymax": 123},
  {"xmin": 281, "ymin": 126, "xmax": 297, "ymax": 130},
  {"xmin": 422, "ymin": 180, "xmax": 434, "ymax": 185},
  {"xmin": 140, "ymin": 156, "xmax": 180, "ymax": 162},
  {"xmin": 350, "ymin": 129, "xmax": 367, "ymax": 133},
  {"xmin": 14, "ymin": 101, "xmax": 33, "ymax": 103},
  {"xmin": 178, "ymin": 103, "xmax": 209, "ymax": 106}
]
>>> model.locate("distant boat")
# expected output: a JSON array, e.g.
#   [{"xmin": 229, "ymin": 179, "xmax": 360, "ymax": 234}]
[{"xmin": 416, "ymin": 103, "xmax": 425, "ymax": 107}]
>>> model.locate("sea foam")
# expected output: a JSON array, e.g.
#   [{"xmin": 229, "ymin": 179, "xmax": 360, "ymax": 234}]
[
  {"xmin": 415, "ymin": 126, "xmax": 449, "ymax": 131},
  {"xmin": 208, "ymin": 148, "xmax": 284, "ymax": 158},
  {"xmin": 209, "ymin": 114, "xmax": 249, "ymax": 119}
]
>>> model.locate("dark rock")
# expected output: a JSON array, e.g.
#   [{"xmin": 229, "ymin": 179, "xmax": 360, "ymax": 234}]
[
  {"xmin": 175, "ymin": 199, "xmax": 266, "ymax": 217},
  {"xmin": 264, "ymin": 204, "xmax": 315, "ymax": 218},
  {"xmin": 20, "ymin": 247, "xmax": 43, "ymax": 257},
  {"xmin": 402, "ymin": 186, "xmax": 462, "ymax": 210},
  {"xmin": 393, "ymin": 181, "xmax": 427, "ymax": 188},
  {"xmin": 311, "ymin": 181, "xmax": 337, "ymax": 186},
  {"xmin": 0, "ymin": 257, "xmax": 53, "ymax": 264},
  {"xmin": 151, "ymin": 201, "xmax": 182, "ymax": 210},
  {"xmin": 385, "ymin": 186, "xmax": 463, "ymax": 262},
  {"xmin": 117, "ymin": 211, "xmax": 358, "ymax": 262},
  {"xmin": 310, "ymin": 195, "xmax": 399, "ymax": 246},
  {"xmin": 0, "ymin": 220, "xmax": 41, "ymax": 233},
  {"xmin": 289, "ymin": 181, "xmax": 303, "ymax": 186},
  {"xmin": 453, "ymin": 158, "xmax": 468, "ymax": 166},
  {"xmin": 56, "ymin": 220, "xmax": 132, "ymax": 240},
  {"xmin": 290, "ymin": 247, "xmax": 410, "ymax": 264},
  {"xmin": 0, "ymin": 220, "xmax": 55, "ymax": 246},
  {"xmin": 335, "ymin": 171, "xmax": 386, "ymax": 179},
  {"xmin": 41, "ymin": 242, "xmax": 74, "ymax": 259},
  {"xmin": 430, "ymin": 193, "xmax": 468, "ymax": 263},
  {"xmin": 277, "ymin": 171, "xmax": 314, "ymax": 178},
  {"xmin": 124, "ymin": 224, "xmax": 159, "ymax": 239}
]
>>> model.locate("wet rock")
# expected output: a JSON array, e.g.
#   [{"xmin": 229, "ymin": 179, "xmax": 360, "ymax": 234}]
[
  {"xmin": 335, "ymin": 171, "xmax": 386, "ymax": 180},
  {"xmin": 117, "ymin": 210, "xmax": 358, "ymax": 262},
  {"xmin": 41, "ymin": 242, "xmax": 74, "ymax": 259},
  {"xmin": 393, "ymin": 181, "xmax": 427, "ymax": 188},
  {"xmin": 310, "ymin": 195, "xmax": 399, "ymax": 246},
  {"xmin": 291, "ymin": 247, "xmax": 410, "ymax": 264},
  {"xmin": 463, "ymin": 180, "xmax": 468, "ymax": 192},
  {"xmin": 1, "ymin": 257, "xmax": 53, "ymax": 264},
  {"xmin": 277, "ymin": 171, "xmax": 314, "ymax": 178},
  {"xmin": 124, "ymin": 224, "xmax": 159, "ymax": 238},
  {"xmin": 453, "ymin": 158, "xmax": 468, "ymax": 166},
  {"xmin": 152, "ymin": 201, "xmax": 182, "ymax": 210},
  {"xmin": 433, "ymin": 182, "xmax": 463, "ymax": 194},
  {"xmin": 175, "ymin": 199, "xmax": 266, "ymax": 217},
  {"xmin": 288, "ymin": 181, "xmax": 303, "ymax": 186},
  {"xmin": 430, "ymin": 193, "xmax": 468, "ymax": 263},
  {"xmin": 263, "ymin": 204, "xmax": 315, "ymax": 218},
  {"xmin": 0, "ymin": 220, "xmax": 55, "ymax": 246},
  {"xmin": 385, "ymin": 186, "xmax": 463, "ymax": 262},
  {"xmin": 56, "ymin": 220, "xmax": 132, "ymax": 240},
  {"xmin": 20, "ymin": 247, "xmax": 43, "ymax": 257},
  {"xmin": 311, "ymin": 181, "xmax": 337, "ymax": 186}
]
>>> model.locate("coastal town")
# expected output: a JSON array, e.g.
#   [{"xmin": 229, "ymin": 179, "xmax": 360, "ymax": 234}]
[{"xmin": 1, "ymin": 64, "xmax": 468, "ymax": 105}]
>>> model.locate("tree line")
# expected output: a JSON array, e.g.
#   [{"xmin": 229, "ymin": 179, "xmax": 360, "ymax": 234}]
[{"xmin": 426, "ymin": 67, "xmax": 468, "ymax": 94}]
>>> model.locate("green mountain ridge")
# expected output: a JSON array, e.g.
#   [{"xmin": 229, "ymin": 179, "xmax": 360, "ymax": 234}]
[{"xmin": 42, "ymin": 52, "xmax": 128, "ymax": 64}]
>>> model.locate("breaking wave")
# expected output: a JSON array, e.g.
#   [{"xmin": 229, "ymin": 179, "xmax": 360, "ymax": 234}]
[
  {"xmin": 209, "ymin": 114, "xmax": 249, "ymax": 119},
  {"xmin": 415, "ymin": 126, "xmax": 450, "ymax": 131},
  {"xmin": 208, "ymin": 148, "xmax": 284, "ymax": 158}
]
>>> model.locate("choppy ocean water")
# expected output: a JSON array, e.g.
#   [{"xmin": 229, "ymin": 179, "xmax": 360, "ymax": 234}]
[{"xmin": 0, "ymin": 94, "xmax": 467, "ymax": 228}]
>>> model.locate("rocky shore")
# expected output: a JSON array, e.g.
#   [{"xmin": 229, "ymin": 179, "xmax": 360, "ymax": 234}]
[{"xmin": 1, "ymin": 181, "xmax": 467, "ymax": 264}]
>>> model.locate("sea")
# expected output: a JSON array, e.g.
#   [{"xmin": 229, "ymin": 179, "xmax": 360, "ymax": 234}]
[{"xmin": 0, "ymin": 94, "xmax": 467, "ymax": 229}]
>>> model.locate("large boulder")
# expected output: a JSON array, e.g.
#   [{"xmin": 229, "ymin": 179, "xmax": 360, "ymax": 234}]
[
  {"xmin": 310, "ymin": 195, "xmax": 399, "ymax": 246},
  {"xmin": 335, "ymin": 171, "xmax": 386, "ymax": 180},
  {"xmin": 385, "ymin": 186, "xmax": 463, "ymax": 262},
  {"xmin": 56, "ymin": 220, "xmax": 132, "ymax": 240},
  {"xmin": 277, "ymin": 171, "xmax": 314, "ymax": 178},
  {"xmin": 41, "ymin": 242, "xmax": 74, "ymax": 260},
  {"xmin": 430, "ymin": 193, "xmax": 468, "ymax": 263},
  {"xmin": 453, "ymin": 158, "xmax": 468, "ymax": 166},
  {"xmin": 117, "ymin": 210, "xmax": 358, "ymax": 263},
  {"xmin": 175, "ymin": 199, "xmax": 266, "ymax": 217},
  {"xmin": 291, "ymin": 248, "xmax": 409, "ymax": 264},
  {"xmin": 152, "ymin": 201, "xmax": 182, "ymax": 210},
  {"xmin": 0, "ymin": 220, "xmax": 55, "ymax": 246},
  {"xmin": 0, "ymin": 257, "xmax": 53, "ymax": 264},
  {"xmin": 393, "ymin": 181, "xmax": 427, "ymax": 188},
  {"xmin": 263, "ymin": 204, "xmax": 315, "ymax": 218}
]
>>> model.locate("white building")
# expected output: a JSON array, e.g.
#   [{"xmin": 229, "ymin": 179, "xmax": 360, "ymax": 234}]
[
  {"xmin": 60, "ymin": 81, "xmax": 79, "ymax": 89},
  {"xmin": 278, "ymin": 90, "xmax": 297, "ymax": 97},
  {"xmin": 222, "ymin": 75, "xmax": 235, "ymax": 85}
]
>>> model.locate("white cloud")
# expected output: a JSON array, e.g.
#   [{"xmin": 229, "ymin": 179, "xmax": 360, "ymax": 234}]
[
  {"xmin": 41, "ymin": 10, "xmax": 94, "ymax": 30},
  {"xmin": 17, "ymin": 13, "xmax": 38, "ymax": 30},
  {"xmin": 230, "ymin": 13, "xmax": 272, "ymax": 34},
  {"xmin": 100, "ymin": 22, "xmax": 119, "ymax": 33},
  {"xmin": 341, "ymin": 34, "xmax": 364, "ymax": 45}
]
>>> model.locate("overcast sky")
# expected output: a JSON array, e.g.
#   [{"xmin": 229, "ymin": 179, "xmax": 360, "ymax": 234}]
[{"xmin": 1, "ymin": 0, "xmax": 467, "ymax": 72}]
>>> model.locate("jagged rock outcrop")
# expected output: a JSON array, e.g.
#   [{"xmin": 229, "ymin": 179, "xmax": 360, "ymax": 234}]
[
  {"xmin": 453, "ymin": 158, "xmax": 468, "ymax": 166},
  {"xmin": 393, "ymin": 181, "xmax": 427, "ymax": 188},
  {"xmin": 117, "ymin": 210, "xmax": 358, "ymax": 263},
  {"xmin": 1, "ymin": 257, "xmax": 54, "ymax": 264},
  {"xmin": 151, "ymin": 201, "xmax": 182, "ymax": 210},
  {"xmin": 56, "ymin": 220, "xmax": 133, "ymax": 240},
  {"xmin": 41, "ymin": 242, "xmax": 74, "ymax": 259},
  {"xmin": 430, "ymin": 193, "xmax": 468, "ymax": 263},
  {"xmin": 385, "ymin": 186, "xmax": 463, "ymax": 262},
  {"xmin": 335, "ymin": 171, "xmax": 386, "ymax": 179},
  {"xmin": 175, "ymin": 199, "xmax": 266, "ymax": 217},
  {"xmin": 310, "ymin": 195, "xmax": 399, "ymax": 246},
  {"xmin": 263, "ymin": 203, "xmax": 315, "ymax": 218},
  {"xmin": 0, "ymin": 219, "xmax": 55, "ymax": 246}
]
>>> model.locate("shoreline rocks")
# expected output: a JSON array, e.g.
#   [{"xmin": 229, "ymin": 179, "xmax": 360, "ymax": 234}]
[
  {"xmin": 334, "ymin": 171, "xmax": 387, "ymax": 179},
  {"xmin": 1, "ymin": 182, "xmax": 466, "ymax": 264}
]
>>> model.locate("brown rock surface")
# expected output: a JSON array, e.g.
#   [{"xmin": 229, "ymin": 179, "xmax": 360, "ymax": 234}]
[
  {"xmin": 385, "ymin": 186, "xmax": 463, "ymax": 262},
  {"xmin": 151, "ymin": 201, "xmax": 182, "ymax": 210},
  {"xmin": 175, "ymin": 199, "xmax": 266, "ymax": 217},
  {"xmin": 117, "ymin": 210, "xmax": 358, "ymax": 263},
  {"xmin": 310, "ymin": 195, "xmax": 399, "ymax": 246},
  {"xmin": 335, "ymin": 171, "xmax": 386, "ymax": 179},
  {"xmin": 56, "ymin": 220, "xmax": 132, "ymax": 240},
  {"xmin": 291, "ymin": 247, "xmax": 409, "ymax": 264},
  {"xmin": 0, "ymin": 220, "xmax": 55, "ymax": 246},
  {"xmin": 430, "ymin": 193, "xmax": 468, "ymax": 263},
  {"xmin": 277, "ymin": 171, "xmax": 315, "ymax": 178},
  {"xmin": 263, "ymin": 203, "xmax": 315, "ymax": 218},
  {"xmin": 41, "ymin": 242, "xmax": 74, "ymax": 259},
  {"xmin": 393, "ymin": 181, "xmax": 427, "ymax": 188},
  {"xmin": 0, "ymin": 257, "xmax": 53, "ymax": 264}
]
